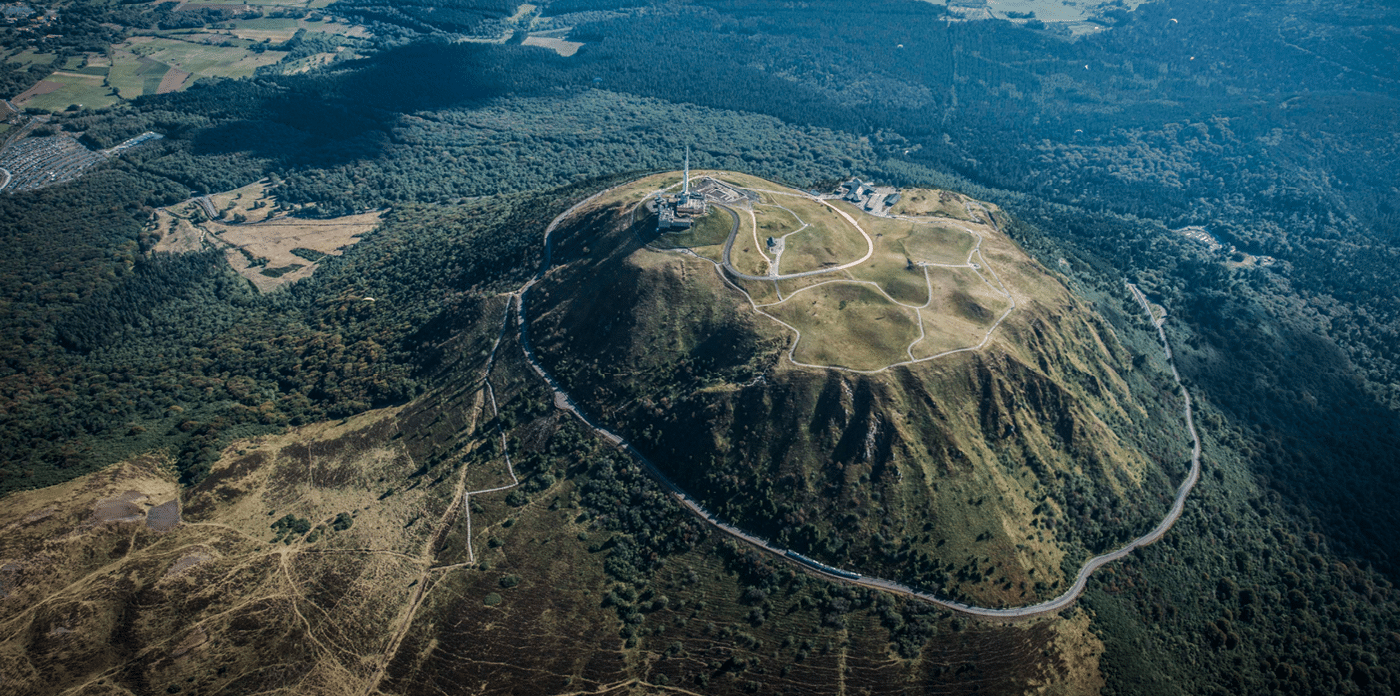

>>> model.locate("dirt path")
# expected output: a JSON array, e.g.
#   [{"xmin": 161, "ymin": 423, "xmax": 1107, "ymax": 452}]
[{"xmin": 362, "ymin": 299, "xmax": 522, "ymax": 693}]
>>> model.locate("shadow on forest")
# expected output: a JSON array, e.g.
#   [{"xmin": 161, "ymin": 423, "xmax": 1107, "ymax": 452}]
[
  {"xmin": 186, "ymin": 41, "xmax": 570, "ymax": 166},
  {"xmin": 1181, "ymin": 296, "xmax": 1400, "ymax": 575}
]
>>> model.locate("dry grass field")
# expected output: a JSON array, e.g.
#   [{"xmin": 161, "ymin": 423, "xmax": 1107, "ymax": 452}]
[
  {"xmin": 211, "ymin": 212, "xmax": 383, "ymax": 292},
  {"xmin": 889, "ymin": 187, "xmax": 979, "ymax": 220},
  {"xmin": 207, "ymin": 179, "xmax": 277, "ymax": 222},
  {"xmin": 151, "ymin": 184, "xmax": 382, "ymax": 291}
]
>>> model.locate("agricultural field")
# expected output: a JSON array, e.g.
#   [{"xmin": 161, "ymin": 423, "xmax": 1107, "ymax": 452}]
[
  {"xmin": 106, "ymin": 51, "xmax": 174, "ymax": 99},
  {"xmin": 3, "ymin": 4, "xmax": 367, "ymax": 106},
  {"xmin": 224, "ymin": 16, "xmax": 371, "ymax": 42},
  {"xmin": 114, "ymin": 36, "xmax": 287, "ymax": 82},
  {"xmin": 12, "ymin": 71, "xmax": 119, "ymax": 111},
  {"xmin": 4, "ymin": 49, "xmax": 56, "ymax": 67}
]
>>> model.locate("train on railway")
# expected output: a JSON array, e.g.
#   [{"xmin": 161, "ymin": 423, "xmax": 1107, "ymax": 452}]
[{"xmin": 785, "ymin": 550, "xmax": 861, "ymax": 580}]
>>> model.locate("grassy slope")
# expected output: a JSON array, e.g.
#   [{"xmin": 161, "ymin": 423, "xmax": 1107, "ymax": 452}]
[
  {"xmin": 766, "ymin": 283, "xmax": 921, "ymax": 369},
  {"xmin": 0, "ymin": 285, "xmax": 1105, "ymax": 695},
  {"xmin": 16, "ymin": 71, "xmax": 119, "ymax": 111},
  {"xmin": 772, "ymin": 195, "xmax": 867, "ymax": 275}
]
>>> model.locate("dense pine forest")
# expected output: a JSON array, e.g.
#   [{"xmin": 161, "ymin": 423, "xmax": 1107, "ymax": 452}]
[{"xmin": 1, "ymin": 0, "xmax": 1398, "ymax": 693}]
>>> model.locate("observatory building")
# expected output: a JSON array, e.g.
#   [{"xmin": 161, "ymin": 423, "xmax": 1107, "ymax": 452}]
[{"xmin": 656, "ymin": 147, "xmax": 708, "ymax": 231}]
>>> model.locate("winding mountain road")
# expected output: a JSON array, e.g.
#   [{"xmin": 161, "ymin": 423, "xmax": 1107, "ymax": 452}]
[{"xmin": 504, "ymin": 180, "xmax": 1203, "ymax": 620}]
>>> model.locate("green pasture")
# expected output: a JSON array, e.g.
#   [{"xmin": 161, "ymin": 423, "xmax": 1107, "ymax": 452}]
[
  {"xmin": 765, "ymin": 282, "xmax": 921, "ymax": 370},
  {"xmin": 123, "ymin": 37, "xmax": 286, "ymax": 80},
  {"xmin": 775, "ymin": 196, "xmax": 868, "ymax": 275},
  {"xmin": 108, "ymin": 53, "xmax": 171, "ymax": 99},
  {"xmin": 20, "ymin": 72, "xmax": 120, "ymax": 111},
  {"xmin": 6, "ymin": 50, "xmax": 56, "ymax": 67}
]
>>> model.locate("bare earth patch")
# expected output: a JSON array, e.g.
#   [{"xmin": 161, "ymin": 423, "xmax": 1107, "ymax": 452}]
[
  {"xmin": 522, "ymin": 35, "xmax": 583, "ymax": 57},
  {"xmin": 163, "ymin": 549, "xmax": 212, "ymax": 578},
  {"xmin": 156, "ymin": 67, "xmax": 192, "ymax": 94},
  {"xmin": 146, "ymin": 499, "xmax": 181, "ymax": 532},
  {"xmin": 12, "ymin": 80, "xmax": 62, "ymax": 104},
  {"xmin": 90, "ymin": 490, "xmax": 149, "ymax": 524}
]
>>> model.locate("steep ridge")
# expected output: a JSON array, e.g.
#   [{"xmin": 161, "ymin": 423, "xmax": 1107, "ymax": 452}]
[{"xmin": 527, "ymin": 172, "xmax": 1191, "ymax": 607}]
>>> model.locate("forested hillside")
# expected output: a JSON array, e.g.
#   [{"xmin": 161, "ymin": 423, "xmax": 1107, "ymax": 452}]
[{"xmin": 0, "ymin": 168, "xmax": 627, "ymax": 491}]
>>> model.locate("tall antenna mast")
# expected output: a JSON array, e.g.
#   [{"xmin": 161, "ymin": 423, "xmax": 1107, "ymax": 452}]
[{"xmin": 683, "ymin": 145, "xmax": 691, "ymax": 195}]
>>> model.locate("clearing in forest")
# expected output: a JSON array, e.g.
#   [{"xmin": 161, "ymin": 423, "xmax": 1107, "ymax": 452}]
[
  {"xmin": 155, "ymin": 183, "xmax": 382, "ymax": 292},
  {"xmin": 212, "ymin": 212, "xmax": 383, "ymax": 292},
  {"xmin": 522, "ymin": 35, "xmax": 584, "ymax": 57}
]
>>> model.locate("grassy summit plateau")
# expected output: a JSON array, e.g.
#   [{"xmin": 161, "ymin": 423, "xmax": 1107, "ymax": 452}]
[{"xmin": 528, "ymin": 172, "xmax": 1191, "ymax": 607}]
